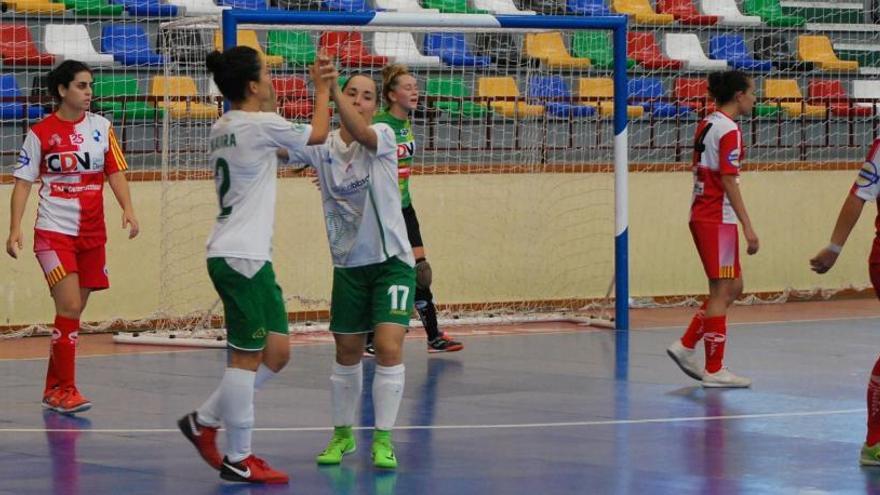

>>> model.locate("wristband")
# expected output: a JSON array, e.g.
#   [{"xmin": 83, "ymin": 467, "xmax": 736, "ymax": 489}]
[{"xmin": 827, "ymin": 243, "xmax": 842, "ymax": 254}]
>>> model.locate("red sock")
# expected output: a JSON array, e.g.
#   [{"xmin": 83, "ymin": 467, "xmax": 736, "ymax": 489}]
[
  {"xmin": 44, "ymin": 353, "xmax": 58, "ymax": 395},
  {"xmin": 866, "ymin": 355, "xmax": 880, "ymax": 445},
  {"xmin": 680, "ymin": 301, "xmax": 708, "ymax": 349},
  {"xmin": 703, "ymin": 316, "xmax": 727, "ymax": 374},
  {"xmin": 51, "ymin": 315, "xmax": 80, "ymax": 390}
]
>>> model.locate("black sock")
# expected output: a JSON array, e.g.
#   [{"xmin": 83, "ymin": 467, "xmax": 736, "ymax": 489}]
[{"xmin": 415, "ymin": 287, "xmax": 440, "ymax": 341}]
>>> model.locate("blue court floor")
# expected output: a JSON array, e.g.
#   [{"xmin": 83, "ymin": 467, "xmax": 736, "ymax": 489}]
[{"xmin": 2, "ymin": 316, "xmax": 880, "ymax": 495}]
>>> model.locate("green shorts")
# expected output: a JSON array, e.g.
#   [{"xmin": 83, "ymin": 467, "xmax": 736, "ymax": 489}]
[
  {"xmin": 207, "ymin": 258, "xmax": 289, "ymax": 351},
  {"xmin": 330, "ymin": 256, "xmax": 416, "ymax": 334}
]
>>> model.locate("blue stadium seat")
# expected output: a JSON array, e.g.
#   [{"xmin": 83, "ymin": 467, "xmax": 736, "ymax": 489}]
[
  {"xmin": 709, "ymin": 34, "xmax": 773, "ymax": 72},
  {"xmin": 109, "ymin": 0, "xmax": 178, "ymax": 15},
  {"xmin": 323, "ymin": 0, "xmax": 373, "ymax": 10},
  {"xmin": 628, "ymin": 77, "xmax": 692, "ymax": 118},
  {"xmin": 566, "ymin": 0, "xmax": 609, "ymax": 15},
  {"xmin": 102, "ymin": 25, "xmax": 165, "ymax": 66},
  {"xmin": 527, "ymin": 76, "xmax": 596, "ymax": 118},
  {"xmin": 0, "ymin": 75, "xmax": 44, "ymax": 120},
  {"xmin": 218, "ymin": 0, "xmax": 267, "ymax": 8},
  {"xmin": 424, "ymin": 33, "xmax": 492, "ymax": 67}
]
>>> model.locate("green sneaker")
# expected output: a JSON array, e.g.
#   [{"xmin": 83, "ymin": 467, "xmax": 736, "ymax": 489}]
[
  {"xmin": 861, "ymin": 443, "xmax": 880, "ymax": 466},
  {"xmin": 316, "ymin": 426, "xmax": 356, "ymax": 465},
  {"xmin": 371, "ymin": 430, "xmax": 397, "ymax": 469}
]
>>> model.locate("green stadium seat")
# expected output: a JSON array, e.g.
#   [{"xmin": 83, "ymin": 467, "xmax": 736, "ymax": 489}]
[
  {"xmin": 423, "ymin": 0, "xmax": 488, "ymax": 14},
  {"xmin": 93, "ymin": 75, "xmax": 163, "ymax": 120},
  {"xmin": 426, "ymin": 77, "xmax": 488, "ymax": 118},
  {"xmin": 742, "ymin": 0, "xmax": 805, "ymax": 27},
  {"xmin": 570, "ymin": 32, "xmax": 635, "ymax": 70},
  {"xmin": 61, "ymin": 0, "xmax": 124, "ymax": 15},
  {"xmin": 267, "ymin": 31, "xmax": 316, "ymax": 66}
]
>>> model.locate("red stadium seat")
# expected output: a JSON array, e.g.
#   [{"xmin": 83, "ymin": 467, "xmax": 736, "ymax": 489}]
[
  {"xmin": 319, "ymin": 32, "xmax": 388, "ymax": 68},
  {"xmin": 674, "ymin": 77, "xmax": 716, "ymax": 115},
  {"xmin": 808, "ymin": 80, "xmax": 873, "ymax": 118},
  {"xmin": 657, "ymin": 0, "xmax": 719, "ymax": 25},
  {"xmin": 0, "ymin": 24, "xmax": 56, "ymax": 66},
  {"xmin": 272, "ymin": 76, "xmax": 309, "ymax": 99},
  {"xmin": 627, "ymin": 32, "xmax": 682, "ymax": 70}
]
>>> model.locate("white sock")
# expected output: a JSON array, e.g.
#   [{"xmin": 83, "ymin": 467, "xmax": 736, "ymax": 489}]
[
  {"xmin": 330, "ymin": 361, "xmax": 362, "ymax": 427},
  {"xmin": 219, "ymin": 368, "xmax": 256, "ymax": 463},
  {"xmin": 373, "ymin": 364, "xmax": 405, "ymax": 431},
  {"xmin": 196, "ymin": 386, "xmax": 222, "ymax": 428},
  {"xmin": 254, "ymin": 363, "xmax": 277, "ymax": 390}
]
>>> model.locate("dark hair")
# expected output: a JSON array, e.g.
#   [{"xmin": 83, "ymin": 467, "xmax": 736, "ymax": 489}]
[
  {"xmin": 707, "ymin": 70, "xmax": 752, "ymax": 105},
  {"xmin": 381, "ymin": 64, "xmax": 411, "ymax": 107},
  {"xmin": 47, "ymin": 60, "xmax": 93, "ymax": 103},
  {"xmin": 340, "ymin": 73, "xmax": 377, "ymax": 93},
  {"xmin": 206, "ymin": 47, "xmax": 262, "ymax": 103}
]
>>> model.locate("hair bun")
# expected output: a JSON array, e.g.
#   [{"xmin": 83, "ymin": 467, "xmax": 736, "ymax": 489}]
[{"xmin": 205, "ymin": 51, "xmax": 225, "ymax": 75}]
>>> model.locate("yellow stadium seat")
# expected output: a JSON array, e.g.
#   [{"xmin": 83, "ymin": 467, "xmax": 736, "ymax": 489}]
[
  {"xmin": 612, "ymin": 0, "xmax": 675, "ymax": 25},
  {"xmin": 524, "ymin": 32, "xmax": 590, "ymax": 69},
  {"xmin": 150, "ymin": 76, "xmax": 219, "ymax": 120},
  {"xmin": 797, "ymin": 35, "xmax": 859, "ymax": 72},
  {"xmin": 214, "ymin": 30, "xmax": 285, "ymax": 68},
  {"xmin": 8, "ymin": 0, "xmax": 65, "ymax": 14},
  {"xmin": 762, "ymin": 79, "xmax": 826, "ymax": 118},
  {"xmin": 577, "ymin": 78, "xmax": 645, "ymax": 118},
  {"xmin": 477, "ymin": 77, "xmax": 545, "ymax": 118}
]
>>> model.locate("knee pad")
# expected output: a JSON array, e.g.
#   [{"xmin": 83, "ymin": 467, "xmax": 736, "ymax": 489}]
[{"xmin": 415, "ymin": 259, "xmax": 432, "ymax": 290}]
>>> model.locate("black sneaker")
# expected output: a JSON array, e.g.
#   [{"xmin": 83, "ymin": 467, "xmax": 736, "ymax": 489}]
[
  {"xmin": 427, "ymin": 334, "xmax": 463, "ymax": 353},
  {"xmin": 363, "ymin": 342, "xmax": 376, "ymax": 357}
]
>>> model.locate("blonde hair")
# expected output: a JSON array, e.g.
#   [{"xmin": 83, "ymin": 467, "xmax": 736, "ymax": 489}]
[{"xmin": 381, "ymin": 64, "xmax": 412, "ymax": 108}]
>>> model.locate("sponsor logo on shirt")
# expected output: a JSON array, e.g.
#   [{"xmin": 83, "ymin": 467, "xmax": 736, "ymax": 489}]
[
  {"xmin": 70, "ymin": 133, "xmax": 84, "ymax": 145},
  {"xmin": 397, "ymin": 142, "xmax": 414, "ymax": 160},
  {"xmin": 398, "ymin": 128, "xmax": 408, "ymax": 137},
  {"xmin": 331, "ymin": 175, "xmax": 370, "ymax": 195},
  {"xmin": 93, "ymin": 130, "xmax": 102, "ymax": 143},
  {"xmin": 728, "ymin": 148, "xmax": 741, "ymax": 168},
  {"xmin": 46, "ymin": 152, "xmax": 93, "ymax": 173},
  {"xmin": 51, "ymin": 183, "xmax": 102, "ymax": 195},
  {"xmin": 16, "ymin": 149, "xmax": 29, "ymax": 169},
  {"xmin": 857, "ymin": 161, "xmax": 880, "ymax": 188}
]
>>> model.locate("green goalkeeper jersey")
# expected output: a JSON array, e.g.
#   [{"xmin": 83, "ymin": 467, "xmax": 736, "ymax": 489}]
[{"xmin": 372, "ymin": 110, "xmax": 414, "ymax": 208}]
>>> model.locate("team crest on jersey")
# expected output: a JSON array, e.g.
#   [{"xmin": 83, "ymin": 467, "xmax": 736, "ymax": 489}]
[
  {"xmin": 70, "ymin": 133, "xmax": 84, "ymax": 145},
  {"xmin": 727, "ymin": 149, "xmax": 741, "ymax": 168},
  {"xmin": 857, "ymin": 161, "xmax": 880, "ymax": 188},
  {"xmin": 93, "ymin": 130, "xmax": 102, "ymax": 142},
  {"xmin": 398, "ymin": 128, "xmax": 408, "ymax": 137},
  {"xmin": 49, "ymin": 134, "xmax": 62, "ymax": 146}
]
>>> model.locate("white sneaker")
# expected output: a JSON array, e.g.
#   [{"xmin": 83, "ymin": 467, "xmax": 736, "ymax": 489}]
[
  {"xmin": 666, "ymin": 340, "xmax": 703, "ymax": 381},
  {"xmin": 702, "ymin": 368, "xmax": 752, "ymax": 388}
]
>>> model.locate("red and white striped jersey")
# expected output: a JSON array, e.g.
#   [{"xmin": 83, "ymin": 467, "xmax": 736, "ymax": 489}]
[
  {"xmin": 851, "ymin": 138, "xmax": 880, "ymax": 238},
  {"xmin": 14, "ymin": 112, "xmax": 127, "ymax": 239},
  {"xmin": 690, "ymin": 111, "xmax": 744, "ymax": 225}
]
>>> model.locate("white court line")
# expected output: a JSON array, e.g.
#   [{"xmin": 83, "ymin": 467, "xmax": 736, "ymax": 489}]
[{"xmin": 0, "ymin": 408, "xmax": 862, "ymax": 434}]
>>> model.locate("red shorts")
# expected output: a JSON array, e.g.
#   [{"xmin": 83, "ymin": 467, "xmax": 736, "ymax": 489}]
[
  {"xmin": 690, "ymin": 221, "xmax": 741, "ymax": 280},
  {"xmin": 34, "ymin": 229, "xmax": 108, "ymax": 291},
  {"xmin": 870, "ymin": 240, "xmax": 880, "ymax": 299}
]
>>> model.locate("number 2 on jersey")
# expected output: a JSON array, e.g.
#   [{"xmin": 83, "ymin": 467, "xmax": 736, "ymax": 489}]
[
  {"xmin": 215, "ymin": 158, "xmax": 232, "ymax": 219},
  {"xmin": 387, "ymin": 285, "xmax": 410, "ymax": 312}
]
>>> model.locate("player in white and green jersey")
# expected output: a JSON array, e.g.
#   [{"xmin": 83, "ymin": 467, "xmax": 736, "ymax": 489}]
[
  {"xmin": 177, "ymin": 46, "xmax": 332, "ymax": 485},
  {"xmin": 284, "ymin": 68, "xmax": 414, "ymax": 470}
]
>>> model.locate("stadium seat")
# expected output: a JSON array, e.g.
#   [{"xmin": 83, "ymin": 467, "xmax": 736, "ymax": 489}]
[
  {"xmin": 674, "ymin": 77, "xmax": 715, "ymax": 115},
  {"xmin": 218, "ymin": 0, "xmax": 266, "ymax": 8},
  {"xmin": 657, "ymin": 0, "xmax": 717, "ymax": 24},
  {"xmin": 742, "ymin": 0, "xmax": 805, "ymax": 27},
  {"xmin": 527, "ymin": 76, "xmax": 595, "ymax": 118},
  {"xmin": 611, "ymin": 0, "xmax": 674, "ymax": 24},
  {"xmin": 570, "ymin": 31, "xmax": 635, "ymax": 69},
  {"xmin": 797, "ymin": 36, "xmax": 859, "ymax": 73},
  {"xmin": 754, "ymin": 34, "xmax": 813, "ymax": 72},
  {"xmin": 0, "ymin": 74, "xmax": 45, "ymax": 120},
  {"xmin": 762, "ymin": 79, "xmax": 826, "ymax": 118},
  {"xmin": 374, "ymin": 0, "xmax": 438, "ymax": 12},
  {"xmin": 522, "ymin": 0, "xmax": 562, "ymax": 14},
  {"xmin": 169, "ymin": 0, "xmax": 229, "ymax": 15},
  {"xmin": 577, "ymin": 77, "xmax": 644, "ymax": 118},
  {"xmin": 102, "ymin": 25, "xmax": 165, "ymax": 66},
  {"xmin": 274, "ymin": 0, "xmax": 323, "ymax": 8},
  {"xmin": 323, "ymin": 0, "xmax": 372, "ymax": 11},
  {"xmin": 699, "ymin": 0, "xmax": 762, "ymax": 26},
  {"xmin": 566, "ymin": 0, "xmax": 609, "ymax": 15},
  {"xmin": 60, "ymin": 0, "xmax": 124, "ymax": 15},
  {"xmin": 267, "ymin": 31, "xmax": 315, "ymax": 66},
  {"xmin": 44, "ymin": 24, "xmax": 116, "ymax": 66},
  {"xmin": 214, "ymin": 30, "xmax": 284, "ymax": 67},
  {"xmin": 424, "ymin": 0, "xmax": 487, "ymax": 13},
  {"xmin": 629, "ymin": 77, "xmax": 693, "ymax": 118},
  {"xmin": 320, "ymin": 32, "xmax": 388, "ymax": 67},
  {"xmin": 627, "ymin": 32, "xmax": 682, "ymax": 70},
  {"xmin": 708, "ymin": 34, "xmax": 772, "ymax": 71},
  {"xmin": 663, "ymin": 33, "xmax": 727, "ymax": 71},
  {"xmin": 6, "ymin": 0, "xmax": 66, "ymax": 14},
  {"xmin": 524, "ymin": 32, "xmax": 591, "ymax": 69},
  {"xmin": 853, "ymin": 80, "xmax": 880, "ymax": 112},
  {"xmin": 476, "ymin": 33, "xmax": 530, "ymax": 67},
  {"xmin": 0, "ymin": 24, "xmax": 56, "ymax": 66},
  {"xmin": 424, "ymin": 33, "xmax": 492, "ymax": 68},
  {"xmin": 426, "ymin": 77, "xmax": 488, "ymax": 118},
  {"xmin": 374, "ymin": 32, "xmax": 442, "ymax": 67},
  {"xmin": 150, "ymin": 76, "xmax": 219, "ymax": 119},
  {"xmin": 109, "ymin": 0, "xmax": 178, "ymax": 16},
  {"xmin": 93, "ymin": 74, "xmax": 163, "ymax": 120},
  {"xmin": 477, "ymin": 77, "xmax": 544, "ymax": 118},
  {"xmin": 808, "ymin": 80, "xmax": 872, "ymax": 118},
  {"xmin": 272, "ymin": 76, "xmax": 313, "ymax": 119},
  {"xmin": 473, "ymin": 0, "xmax": 535, "ymax": 14}
]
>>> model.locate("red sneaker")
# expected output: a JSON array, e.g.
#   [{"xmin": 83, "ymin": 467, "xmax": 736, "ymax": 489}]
[
  {"xmin": 220, "ymin": 455, "xmax": 289, "ymax": 484},
  {"xmin": 427, "ymin": 333, "xmax": 464, "ymax": 353},
  {"xmin": 178, "ymin": 412, "xmax": 222, "ymax": 470},
  {"xmin": 41, "ymin": 387, "xmax": 61, "ymax": 410},
  {"xmin": 51, "ymin": 387, "xmax": 92, "ymax": 414}
]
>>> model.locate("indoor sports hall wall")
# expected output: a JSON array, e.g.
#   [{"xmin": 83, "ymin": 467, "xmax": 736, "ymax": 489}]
[{"xmin": 0, "ymin": 169, "xmax": 874, "ymax": 326}]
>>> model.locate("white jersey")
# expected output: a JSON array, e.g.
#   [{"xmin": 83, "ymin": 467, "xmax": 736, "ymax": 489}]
[
  {"xmin": 206, "ymin": 111, "xmax": 312, "ymax": 261},
  {"xmin": 288, "ymin": 124, "xmax": 414, "ymax": 268}
]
